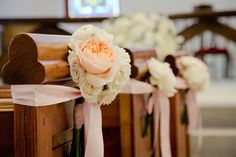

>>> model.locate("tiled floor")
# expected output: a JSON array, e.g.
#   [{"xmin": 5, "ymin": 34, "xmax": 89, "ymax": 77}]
[{"xmin": 192, "ymin": 81, "xmax": 236, "ymax": 157}]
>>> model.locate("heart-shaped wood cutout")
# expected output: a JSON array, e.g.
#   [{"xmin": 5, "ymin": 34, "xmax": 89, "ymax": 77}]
[{"xmin": 2, "ymin": 34, "xmax": 45, "ymax": 84}]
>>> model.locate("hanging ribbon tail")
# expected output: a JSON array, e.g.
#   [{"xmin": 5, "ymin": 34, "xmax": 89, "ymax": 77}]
[
  {"xmin": 11, "ymin": 85, "xmax": 81, "ymax": 106},
  {"xmin": 151, "ymin": 90, "xmax": 172, "ymax": 157},
  {"xmin": 159, "ymin": 93, "xmax": 172, "ymax": 157},
  {"xmin": 146, "ymin": 91, "xmax": 155, "ymax": 114},
  {"xmin": 186, "ymin": 89, "xmax": 203, "ymax": 157},
  {"xmin": 74, "ymin": 103, "xmax": 85, "ymax": 129},
  {"xmin": 186, "ymin": 89, "xmax": 200, "ymax": 130},
  {"xmin": 152, "ymin": 90, "xmax": 160, "ymax": 151},
  {"xmin": 84, "ymin": 103, "xmax": 104, "ymax": 157},
  {"xmin": 121, "ymin": 79, "xmax": 154, "ymax": 94}
]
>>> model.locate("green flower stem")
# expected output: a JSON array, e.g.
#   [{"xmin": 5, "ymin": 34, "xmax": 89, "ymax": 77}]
[
  {"xmin": 69, "ymin": 128, "xmax": 83, "ymax": 157},
  {"xmin": 181, "ymin": 104, "xmax": 189, "ymax": 125},
  {"xmin": 69, "ymin": 97, "xmax": 84, "ymax": 157},
  {"xmin": 142, "ymin": 113, "xmax": 152, "ymax": 137},
  {"xmin": 180, "ymin": 90, "xmax": 189, "ymax": 125}
]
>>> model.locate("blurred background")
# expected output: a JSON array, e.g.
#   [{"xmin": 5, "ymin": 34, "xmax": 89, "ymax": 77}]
[{"xmin": 0, "ymin": 0, "xmax": 236, "ymax": 157}]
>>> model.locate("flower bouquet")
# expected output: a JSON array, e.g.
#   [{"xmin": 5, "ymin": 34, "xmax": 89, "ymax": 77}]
[
  {"xmin": 67, "ymin": 25, "xmax": 131, "ymax": 157},
  {"xmin": 103, "ymin": 12, "xmax": 184, "ymax": 60}
]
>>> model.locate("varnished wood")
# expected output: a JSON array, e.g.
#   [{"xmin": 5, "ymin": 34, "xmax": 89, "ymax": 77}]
[
  {"xmin": 209, "ymin": 20, "xmax": 236, "ymax": 43},
  {"xmin": 37, "ymin": 43, "xmax": 68, "ymax": 60},
  {"xmin": 119, "ymin": 94, "xmax": 133, "ymax": 157},
  {"xmin": 14, "ymin": 102, "xmax": 74, "ymax": 157},
  {"xmin": 169, "ymin": 92, "xmax": 190, "ymax": 157},
  {"xmin": 0, "ymin": 17, "xmax": 107, "ymax": 24},
  {"xmin": 0, "ymin": 112, "xmax": 14, "ymax": 157},
  {"xmin": 0, "ymin": 86, "xmax": 14, "ymax": 157},
  {"xmin": 169, "ymin": 10, "xmax": 236, "ymax": 19},
  {"xmin": 2, "ymin": 33, "xmax": 70, "ymax": 84},
  {"xmin": 0, "ymin": 85, "xmax": 13, "ymax": 111},
  {"xmin": 0, "ymin": 87, "xmax": 12, "ymax": 98},
  {"xmin": 178, "ymin": 21, "xmax": 207, "ymax": 42},
  {"xmin": 42, "ymin": 60, "xmax": 69, "ymax": 80},
  {"xmin": 132, "ymin": 95, "xmax": 152, "ymax": 157},
  {"xmin": 101, "ymin": 97, "xmax": 122, "ymax": 157},
  {"xmin": 102, "ymin": 98, "xmax": 120, "ymax": 128},
  {"xmin": 52, "ymin": 128, "xmax": 73, "ymax": 150},
  {"xmin": 179, "ymin": 19, "xmax": 236, "ymax": 43},
  {"xmin": 0, "ymin": 98, "xmax": 13, "ymax": 112},
  {"xmin": 2, "ymin": 34, "xmax": 45, "ymax": 84},
  {"xmin": 172, "ymin": 9, "xmax": 236, "ymax": 46}
]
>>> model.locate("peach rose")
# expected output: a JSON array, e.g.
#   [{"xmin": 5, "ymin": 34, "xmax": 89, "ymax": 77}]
[
  {"xmin": 76, "ymin": 39, "xmax": 115, "ymax": 77},
  {"xmin": 68, "ymin": 25, "xmax": 131, "ymax": 105}
]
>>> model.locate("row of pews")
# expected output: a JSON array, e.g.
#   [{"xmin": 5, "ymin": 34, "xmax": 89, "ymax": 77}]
[{"xmin": 0, "ymin": 33, "xmax": 189, "ymax": 157}]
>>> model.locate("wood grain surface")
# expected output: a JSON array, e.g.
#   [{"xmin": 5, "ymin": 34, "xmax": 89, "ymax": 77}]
[{"xmin": 2, "ymin": 33, "xmax": 70, "ymax": 84}]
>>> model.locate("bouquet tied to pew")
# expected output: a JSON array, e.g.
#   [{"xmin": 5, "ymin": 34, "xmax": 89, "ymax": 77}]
[{"xmin": 68, "ymin": 25, "xmax": 131, "ymax": 157}]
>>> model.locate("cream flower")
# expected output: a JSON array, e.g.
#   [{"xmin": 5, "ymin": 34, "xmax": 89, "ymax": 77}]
[
  {"xmin": 176, "ymin": 56, "xmax": 209, "ymax": 91},
  {"xmin": 68, "ymin": 25, "xmax": 131, "ymax": 105},
  {"xmin": 147, "ymin": 58, "xmax": 177, "ymax": 97},
  {"xmin": 102, "ymin": 12, "xmax": 183, "ymax": 61}
]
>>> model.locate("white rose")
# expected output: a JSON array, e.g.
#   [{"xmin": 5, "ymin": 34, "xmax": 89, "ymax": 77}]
[
  {"xmin": 147, "ymin": 58, "xmax": 177, "ymax": 97},
  {"xmin": 98, "ymin": 46, "xmax": 131, "ymax": 105},
  {"xmin": 176, "ymin": 56, "xmax": 209, "ymax": 91}
]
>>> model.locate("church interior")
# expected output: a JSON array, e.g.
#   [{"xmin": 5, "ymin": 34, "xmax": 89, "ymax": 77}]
[{"xmin": 0, "ymin": 0, "xmax": 236, "ymax": 157}]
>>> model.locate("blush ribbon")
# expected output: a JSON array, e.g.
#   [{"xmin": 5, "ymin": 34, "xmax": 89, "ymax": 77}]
[
  {"xmin": 10, "ymin": 79, "xmax": 159, "ymax": 157},
  {"xmin": 11, "ymin": 78, "xmax": 193, "ymax": 157},
  {"xmin": 10, "ymin": 78, "xmax": 200, "ymax": 157},
  {"xmin": 175, "ymin": 77, "xmax": 202, "ymax": 131},
  {"xmin": 175, "ymin": 77, "xmax": 203, "ymax": 157},
  {"xmin": 146, "ymin": 89, "xmax": 172, "ymax": 157}
]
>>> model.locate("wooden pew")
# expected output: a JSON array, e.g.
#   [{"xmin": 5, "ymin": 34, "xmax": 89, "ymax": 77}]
[
  {"xmin": 1, "ymin": 33, "xmax": 189, "ymax": 157},
  {"xmin": 169, "ymin": 92, "xmax": 190, "ymax": 157},
  {"xmin": 0, "ymin": 85, "xmax": 14, "ymax": 157},
  {"xmin": 132, "ymin": 51, "xmax": 190, "ymax": 157}
]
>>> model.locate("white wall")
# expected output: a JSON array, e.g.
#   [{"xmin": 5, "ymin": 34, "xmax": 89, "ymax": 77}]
[
  {"xmin": 0, "ymin": 0, "xmax": 236, "ymax": 78},
  {"xmin": 0, "ymin": 0, "xmax": 65, "ymax": 18},
  {"xmin": 120, "ymin": 0, "xmax": 236, "ymax": 15},
  {"xmin": 0, "ymin": 0, "xmax": 236, "ymax": 18}
]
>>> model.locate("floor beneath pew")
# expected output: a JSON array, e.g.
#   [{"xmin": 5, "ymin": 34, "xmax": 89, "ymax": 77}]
[{"xmin": 191, "ymin": 80, "xmax": 236, "ymax": 157}]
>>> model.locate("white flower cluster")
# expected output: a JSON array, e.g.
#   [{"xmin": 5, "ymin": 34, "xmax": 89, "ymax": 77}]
[
  {"xmin": 68, "ymin": 25, "xmax": 131, "ymax": 105},
  {"xmin": 103, "ymin": 12, "xmax": 184, "ymax": 61},
  {"xmin": 176, "ymin": 56, "xmax": 209, "ymax": 91},
  {"xmin": 147, "ymin": 58, "xmax": 177, "ymax": 97}
]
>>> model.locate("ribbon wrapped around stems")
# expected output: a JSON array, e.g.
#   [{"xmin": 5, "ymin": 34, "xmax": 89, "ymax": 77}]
[{"xmin": 175, "ymin": 77, "xmax": 202, "ymax": 131}]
